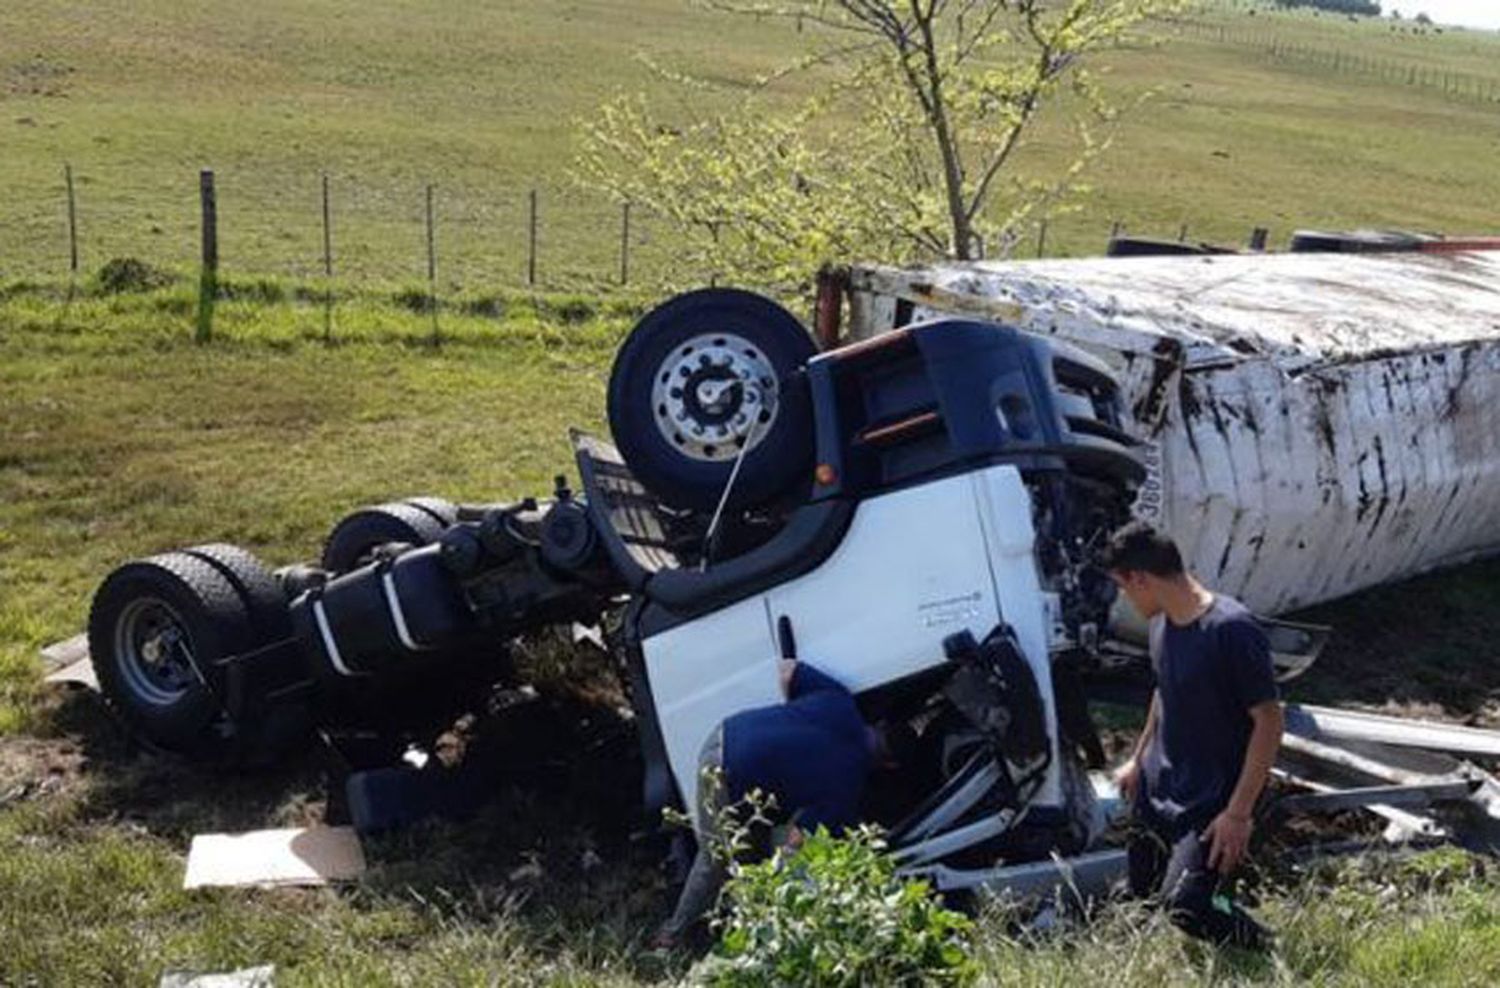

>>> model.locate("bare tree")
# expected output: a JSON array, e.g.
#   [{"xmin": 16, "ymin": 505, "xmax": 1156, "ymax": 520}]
[{"xmin": 577, "ymin": 0, "xmax": 1183, "ymax": 285}]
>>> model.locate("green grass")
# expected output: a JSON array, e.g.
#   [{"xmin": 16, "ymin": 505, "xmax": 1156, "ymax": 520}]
[
  {"xmin": 6, "ymin": 2, "xmax": 1500, "ymax": 981},
  {"xmin": 3, "ymin": 1, "xmax": 1500, "ymax": 289},
  {"xmin": 5, "ymin": 284, "xmax": 1500, "ymax": 983}
]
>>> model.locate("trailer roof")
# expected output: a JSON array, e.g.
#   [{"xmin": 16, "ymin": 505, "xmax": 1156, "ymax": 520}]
[{"xmin": 854, "ymin": 249, "xmax": 1500, "ymax": 371}]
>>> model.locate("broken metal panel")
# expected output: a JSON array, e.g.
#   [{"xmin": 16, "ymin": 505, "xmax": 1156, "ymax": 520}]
[
  {"xmin": 1287, "ymin": 704, "xmax": 1500, "ymax": 759},
  {"xmin": 846, "ymin": 251, "xmax": 1500, "ymax": 615}
]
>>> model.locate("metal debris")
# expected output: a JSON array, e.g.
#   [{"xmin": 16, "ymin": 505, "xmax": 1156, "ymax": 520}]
[{"xmin": 183, "ymin": 826, "xmax": 366, "ymax": 890}]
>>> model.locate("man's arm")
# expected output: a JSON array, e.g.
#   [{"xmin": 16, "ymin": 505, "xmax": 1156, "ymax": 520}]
[
  {"xmin": 1115, "ymin": 690, "xmax": 1160, "ymax": 804},
  {"xmin": 1205, "ymin": 699, "xmax": 1283, "ymax": 873},
  {"xmin": 1226, "ymin": 700, "xmax": 1283, "ymax": 820}
]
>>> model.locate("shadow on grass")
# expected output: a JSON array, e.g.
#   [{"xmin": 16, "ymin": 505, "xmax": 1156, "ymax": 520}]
[
  {"xmin": 40, "ymin": 681, "xmax": 678, "ymax": 978},
  {"xmin": 1286, "ymin": 557, "xmax": 1500, "ymax": 724}
]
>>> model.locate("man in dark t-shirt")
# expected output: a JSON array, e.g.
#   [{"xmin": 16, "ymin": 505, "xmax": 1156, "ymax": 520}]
[{"xmin": 1100, "ymin": 522, "xmax": 1284, "ymax": 949}]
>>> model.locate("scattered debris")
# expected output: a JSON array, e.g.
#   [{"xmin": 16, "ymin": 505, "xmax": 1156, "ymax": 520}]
[
  {"xmin": 159, "ymin": 965, "xmax": 274, "ymax": 988},
  {"xmin": 183, "ymin": 826, "xmax": 365, "ymax": 890},
  {"xmin": 39, "ymin": 633, "xmax": 89, "ymax": 675},
  {"xmin": 44, "ymin": 657, "xmax": 98, "ymax": 691}
]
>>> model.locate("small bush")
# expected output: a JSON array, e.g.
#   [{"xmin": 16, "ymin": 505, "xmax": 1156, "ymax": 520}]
[
  {"xmin": 216, "ymin": 276, "xmax": 287, "ymax": 304},
  {"xmin": 459, "ymin": 294, "xmax": 507, "ymax": 318},
  {"xmin": 392, "ymin": 287, "xmax": 437, "ymax": 313},
  {"xmin": 538, "ymin": 294, "xmax": 596, "ymax": 325},
  {"xmin": 698, "ymin": 826, "xmax": 977, "ymax": 987},
  {"xmin": 96, "ymin": 257, "xmax": 175, "ymax": 294}
]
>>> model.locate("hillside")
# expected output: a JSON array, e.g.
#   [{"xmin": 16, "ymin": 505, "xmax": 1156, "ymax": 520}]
[{"xmin": 2, "ymin": 0, "xmax": 1499, "ymax": 290}]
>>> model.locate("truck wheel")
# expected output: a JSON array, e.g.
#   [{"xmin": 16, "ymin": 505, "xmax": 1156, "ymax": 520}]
[
  {"xmin": 607, "ymin": 288, "xmax": 817, "ymax": 512},
  {"xmin": 321, "ymin": 502, "xmax": 449, "ymax": 573},
  {"xmin": 183, "ymin": 543, "xmax": 313, "ymax": 765},
  {"xmin": 88, "ymin": 552, "xmax": 253, "ymax": 757},
  {"xmin": 402, "ymin": 496, "xmax": 459, "ymax": 527},
  {"xmin": 183, "ymin": 543, "xmax": 292, "ymax": 638}
]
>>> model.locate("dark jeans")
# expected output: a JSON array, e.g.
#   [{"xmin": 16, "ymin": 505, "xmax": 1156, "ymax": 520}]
[{"xmin": 1127, "ymin": 810, "xmax": 1270, "ymax": 950}]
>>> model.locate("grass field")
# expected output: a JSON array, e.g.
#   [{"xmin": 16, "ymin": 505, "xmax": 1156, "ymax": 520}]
[
  {"xmin": 2, "ymin": 1, "xmax": 1500, "ymax": 290},
  {"xmin": 5, "ymin": 286, "xmax": 1500, "ymax": 984},
  {"xmin": 6, "ymin": 0, "xmax": 1500, "ymax": 983}
]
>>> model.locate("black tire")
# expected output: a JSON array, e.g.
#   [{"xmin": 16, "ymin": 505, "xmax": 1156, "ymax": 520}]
[
  {"xmin": 182, "ymin": 543, "xmax": 291, "ymax": 639},
  {"xmin": 88, "ymin": 552, "xmax": 253, "ymax": 757},
  {"xmin": 401, "ymin": 496, "xmax": 459, "ymax": 527},
  {"xmin": 321, "ymin": 502, "xmax": 449, "ymax": 573},
  {"xmin": 607, "ymin": 288, "xmax": 817, "ymax": 511},
  {"xmin": 183, "ymin": 543, "xmax": 314, "ymax": 765}
]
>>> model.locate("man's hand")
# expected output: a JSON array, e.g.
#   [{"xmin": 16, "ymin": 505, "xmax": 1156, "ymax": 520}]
[
  {"xmin": 1114, "ymin": 756, "xmax": 1142, "ymax": 806},
  {"xmin": 1204, "ymin": 810, "xmax": 1253, "ymax": 874}
]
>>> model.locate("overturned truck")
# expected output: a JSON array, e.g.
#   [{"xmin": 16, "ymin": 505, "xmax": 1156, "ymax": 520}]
[{"xmin": 81, "ymin": 243, "xmax": 1500, "ymax": 896}]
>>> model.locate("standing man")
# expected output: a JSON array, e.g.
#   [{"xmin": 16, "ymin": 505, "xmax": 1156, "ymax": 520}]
[
  {"xmin": 1101, "ymin": 522, "xmax": 1283, "ymax": 949},
  {"xmin": 653, "ymin": 657, "xmax": 888, "ymax": 949}
]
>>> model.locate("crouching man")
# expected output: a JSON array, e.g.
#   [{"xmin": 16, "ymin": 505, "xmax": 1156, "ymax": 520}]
[
  {"xmin": 1101, "ymin": 522, "xmax": 1284, "ymax": 949},
  {"xmin": 653, "ymin": 658, "xmax": 895, "ymax": 950}
]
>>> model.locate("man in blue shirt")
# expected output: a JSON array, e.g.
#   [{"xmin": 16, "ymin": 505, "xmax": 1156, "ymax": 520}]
[
  {"xmin": 1101, "ymin": 522, "xmax": 1283, "ymax": 949},
  {"xmin": 654, "ymin": 658, "xmax": 883, "ymax": 948}
]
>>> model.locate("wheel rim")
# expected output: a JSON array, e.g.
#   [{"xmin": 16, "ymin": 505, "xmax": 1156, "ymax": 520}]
[
  {"xmin": 650, "ymin": 333, "xmax": 780, "ymax": 462},
  {"xmin": 114, "ymin": 597, "xmax": 200, "ymax": 706}
]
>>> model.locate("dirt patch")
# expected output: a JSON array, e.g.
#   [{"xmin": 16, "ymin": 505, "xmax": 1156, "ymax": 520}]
[
  {"xmin": 1288, "ymin": 557, "xmax": 1500, "ymax": 727},
  {"xmin": 0, "ymin": 735, "xmax": 88, "ymax": 807},
  {"xmin": 4, "ymin": 58, "xmax": 74, "ymax": 99}
]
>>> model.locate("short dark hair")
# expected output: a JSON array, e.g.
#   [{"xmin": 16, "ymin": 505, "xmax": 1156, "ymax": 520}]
[{"xmin": 1097, "ymin": 521, "xmax": 1184, "ymax": 577}]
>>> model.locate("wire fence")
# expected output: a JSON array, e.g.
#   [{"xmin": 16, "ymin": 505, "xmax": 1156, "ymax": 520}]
[
  {"xmin": 0, "ymin": 165, "xmax": 689, "ymax": 295},
  {"xmin": 1175, "ymin": 19, "xmax": 1500, "ymax": 104},
  {"xmin": 4, "ymin": 162, "xmax": 1278, "ymax": 302}
]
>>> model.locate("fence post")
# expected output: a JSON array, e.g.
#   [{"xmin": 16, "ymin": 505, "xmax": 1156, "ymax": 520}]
[
  {"xmin": 527, "ymin": 189, "xmax": 538, "ymax": 287},
  {"xmin": 620, "ymin": 200, "xmax": 631, "ymax": 286},
  {"xmin": 1036, "ymin": 219, "xmax": 1048, "ymax": 258},
  {"xmin": 64, "ymin": 163, "xmax": 79, "ymax": 275},
  {"xmin": 321, "ymin": 173, "xmax": 333, "ymax": 279},
  {"xmin": 200, "ymin": 169, "xmax": 218, "ymax": 271},
  {"xmin": 1178, "ymin": 222, "xmax": 1189, "ymax": 243},
  {"xmin": 426, "ymin": 183, "xmax": 439, "ymax": 346},
  {"xmin": 197, "ymin": 169, "xmax": 217, "ymax": 343},
  {"xmin": 321, "ymin": 173, "xmax": 334, "ymax": 343},
  {"xmin": 1249, "ymin": 227, "xmax": 1269, "ymax": 252}
]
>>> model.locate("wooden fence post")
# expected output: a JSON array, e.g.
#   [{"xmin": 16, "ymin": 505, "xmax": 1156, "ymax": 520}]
[
  {"xmin": 197, "ymin": 169, "xmax": 217, "ymax": 343},
  {"xmin": 200, "ymin": 169, "xmax": 218, "ymax": 271},
  {"xmin": 1036, "ymin": 219, "xmax": 1048, "ymax": 258},
  {"xmin": 321, "ymin": 173, "xmax": 333, "ymax": 279},
  {"xmin": 528, "ymin": 189, "xmax": 538, "ymax": 287},
  {"xmin": 620, "ymin": 200, "xmax": 631, "ymax": 287},
  {"xmin": 426, "ymin": 183, "xmax": 439, "ymax": 346},
  {"xmin": 64, "ymin": 163, "xmax": 78, "ymax": 275},
  {"xmin": 321, "ymin": 173, "xmax": 334, "ymax": 343}
]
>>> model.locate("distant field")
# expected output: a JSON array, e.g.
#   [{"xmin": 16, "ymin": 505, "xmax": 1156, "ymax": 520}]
[{"xmin": 2, "ymin": 0, "xmax": 1500, "ymax": 291}]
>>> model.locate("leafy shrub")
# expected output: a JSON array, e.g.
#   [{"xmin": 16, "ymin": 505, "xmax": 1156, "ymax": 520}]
[
  {"xmin": 216, "ymin": 276, "xmax": 287, "ymax": 304},
  {"xmin": 96, "ymin": 257, "xmax": 175, "ymax": 294},
  {"xmin": 538, "ymin": 293, "xmax": 596, "ymax": 324},
  {"xmin": 698, "ymin": 826, "xmax": 977, "ymax": 987},
  {"xmin": 392, "ymin": 287, "xmax": 437, "ymax": 313}
]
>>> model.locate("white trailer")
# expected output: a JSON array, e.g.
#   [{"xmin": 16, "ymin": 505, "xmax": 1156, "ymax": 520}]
[{"xmin": 840, "ymin": 248, "xmax": 1500, "ymax": 616}]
